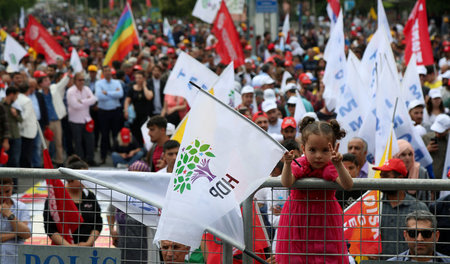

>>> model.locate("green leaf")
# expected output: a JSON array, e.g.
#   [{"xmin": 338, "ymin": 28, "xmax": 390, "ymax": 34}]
[
  {"xmin": 178, "ymin": 176, "xmax": 184, "ymax": 183},
  {"xmin": 183, "ymin": 154, "xmax": 188, "ymax": 164},
  {"xmin": 187, "ymin": 163, "xmax": 196, "ymax": 170},
  {"xmin": 205, "ymin": 152, "xmax": 215, "ymax": 157},
  {"xmin": 189, "ymin": 149, "xmax": 198, "ymax": 155},
  {"xmin": 177, "ymin": 166, "xmax": 184, "ymax": 174},
  {"xmin": 187, "ymin": 183, "xmax": 191, "ymax": 190},
  {"xmin": 200, "ymin": 144, "xmax": 210, "ymax": 152},
  {"xmin": 186, "ymin": 171, "xmax": 193, "ymax": 177},
  {"xmin": 174, "ymin": 178, "xmax": 177, "ymax": 184},
  {"xmin": 194, "ymin": 156, "xmax": 200, "ymax": 163},
  {"xmin": 185, "ymin": 178, "xmax": 190, "ymax": 182},
  {"xmin": 186, "ymin": 145, "xmax": 192, "ymax": 151},
  {"xmin": 177, "ymin": 160, "xmax": 181, "ymax": 167},
  {"xmin": 180, "ymin": 182, "xmax": 186, "ymax": 193},
  {"xmin": 195, "ymin": 140, "xmax": 200, "ymax": 148},
  {"xmin": 189, "ymin": 156, "xmax": 194, "ymax": 162},
  {"xmin": 174, "ymin": 184, "xmax": 180, "ymax": 191}
]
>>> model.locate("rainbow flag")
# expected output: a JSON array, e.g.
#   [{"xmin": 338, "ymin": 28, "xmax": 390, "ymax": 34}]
[{"xmin": 103, "ymin": 3, "xmax": 140, "ymax": 66}]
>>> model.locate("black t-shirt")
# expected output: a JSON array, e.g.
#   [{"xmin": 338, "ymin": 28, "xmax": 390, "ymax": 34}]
[
  {"xmin": 127, "ymin": 84, "xmax": 153, "ymax": 117},
  {"xmin": 113, "ymin": 136, "xmax": 140, "ymax": 154},
  {"xmin": 44, "ymin": 190, "xmax": 103, "ymax": 244}
]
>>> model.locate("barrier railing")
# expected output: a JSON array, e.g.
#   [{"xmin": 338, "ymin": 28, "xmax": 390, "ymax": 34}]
[{"xmin": 1, "ymin": 168, "xmax": 450, "ymax": 264}]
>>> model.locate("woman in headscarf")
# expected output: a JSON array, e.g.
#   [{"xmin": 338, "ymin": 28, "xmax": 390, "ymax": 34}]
[{"xmin": 394, "ymin": 139, "xmax": 431, "ymax": 203}]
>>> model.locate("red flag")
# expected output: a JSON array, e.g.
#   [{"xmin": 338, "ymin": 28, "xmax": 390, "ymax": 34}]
[
  {"xmin": 212, "ymin": 1, "xmax": 245, "ymax": 68},
  {"xmin": 203, "ymin": 202, "xmax": 269, "ymax": 263},
  {"xmin": 41, "ymin": 132, "xmax": 84, "ymax": 244},
  {"xmin": 327, "ymin": 0, "xmax": 340, "ymax": 18},
  {"xmin": 24, "ymin": 15, "xmax": 67, "ymax": 64},
  {"xmin": 343, "ymin": 190, "xmax": 381, "ymax": 256},
  {"xmin": 146, "ymin": 0, "xmax": 152, "ymax": 8},
  {"xmin": 403, "ymin": 0, "xmax": 433, "ymax": 66},
  {"xmin": 109, "ymin": 0, "xmax": 114, "ymax": 10}
]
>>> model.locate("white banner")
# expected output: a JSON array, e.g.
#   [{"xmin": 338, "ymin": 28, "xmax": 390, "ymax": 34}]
[
  {"xmin": 154, "ymin": 89, "xmax": 285, "ymax": 249},
  {"xmin": 4, "ymin": 35, "xmax": 27, "ymax": 72},
  {"xmin": 377, "ymin": 0, "xmax": 393, "ymax": 42},
  {"xmin": 70, "ymin": 48, "xmax": 83, "ymax": 73},
  {"xmin": 401, "ymin": 54, "xmax": 425, "ymax": 107},
  {"xmin": 212, "ymin": 62, "xmax": 238, "ymax": 107},
  {"xmin": 440, "ymin": 139, "xmax": 450, "ymax": 197},
  {"xmin": 279, "ymin": 14, "xmax": 290, "ymax": 51},
  {"xmin": 192, "ymin": 0, "xmax": 221, "ymax": 24},
  {"xmin": 336, "ymin": 51, "xmax": 367, "ymax": 153},
  {"xmin": 163, "ymin": 52, "xmax": 218, "ymax": 106},
  {"xmin": 323, "ymin": 11, "xmax": 346, "ymax": 111}
]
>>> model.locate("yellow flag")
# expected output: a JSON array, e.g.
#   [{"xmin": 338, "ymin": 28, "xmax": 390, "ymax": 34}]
[
  {"xmin": 374, "ymin": 124, "xmax": 394, "ymax": 178},
  {"xmin": 0, "ymin": 29, "xmax": 7, "ymax": 42},
  {"xmin": 171, "ymin": 89, "xmax": 215, "ymax": 144},
  {"xmin": 370, "ymin": 7, "xmax": 377, "ymax": 20}
]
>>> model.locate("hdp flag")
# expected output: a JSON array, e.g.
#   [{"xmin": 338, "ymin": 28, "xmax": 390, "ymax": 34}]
[
  {"xmin": 403, "ymin": 0, "xmax": 433, "ymax": 65},
  {"xmin": 4, "ymin": 34, "xmax": 27, "ymax": 72},
  {"xmin": 154, "ymin": 85, "xmax": 285, "ymax": 249},
  {"xmin": 103, "ymin": 3, "xmax": 140, "ymax": 66}
]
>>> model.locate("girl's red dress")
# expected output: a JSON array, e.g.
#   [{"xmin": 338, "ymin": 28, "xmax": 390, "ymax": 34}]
[{"xmin": 276, "ymin": 156, "xmax": 349, "ymax": 264}]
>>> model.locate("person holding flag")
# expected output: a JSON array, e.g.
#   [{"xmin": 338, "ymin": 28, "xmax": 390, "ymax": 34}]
[
  {"xmin": 277, "ymin": 117, "xmax": 353, "ymax": 263},
  {"xmin": 43, "ymin": 155, "xmax": 103, "ymax": 246}
]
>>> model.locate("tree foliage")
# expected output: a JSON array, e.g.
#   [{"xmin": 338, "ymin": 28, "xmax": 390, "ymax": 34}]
[
  {"xmin": 157, "ymin": 0, "xmax": 196, "ymax": 17},
  {"xmin": 0, "ymin": 0, "xmax": 36, "ymax": 23}
]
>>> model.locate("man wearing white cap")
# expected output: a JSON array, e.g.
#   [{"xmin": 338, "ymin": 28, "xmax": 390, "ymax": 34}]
[
  {"xmin": 422, "ymin": 113, "xmax": 450, "ymax": 179},
  {"xmin": 237, "ymin": 58, "xmax": 256, "ymax": 86},
  {"xmin": 260, "ymin": 75, "xmax": 275, "ymax": 90},
  {"xmin": 261, "ymin": 100, "xmax": 282, "ymax": 135},
  {"xmin": 408, "ymin": 100, "xmax": 427, "ymax": 136},
  {"xmin": 417, "ymin": 65, "xmax": 430, "ymax": 99},
  {"xmin": 236, "ymin": 85, "xmax": 255, "ymax": 115}
]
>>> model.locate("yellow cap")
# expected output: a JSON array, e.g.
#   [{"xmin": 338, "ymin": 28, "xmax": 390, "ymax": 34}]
[{"xmin": 88, "ymin": 65, "xmax": 98, "ymax": 72}]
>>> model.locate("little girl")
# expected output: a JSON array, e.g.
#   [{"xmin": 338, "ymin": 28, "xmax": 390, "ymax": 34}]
[{"xmin": 276, "ymin": 117, "xmax": 353, "ymax": 264}]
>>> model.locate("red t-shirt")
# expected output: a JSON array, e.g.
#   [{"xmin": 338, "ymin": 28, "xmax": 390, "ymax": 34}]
[{"xmin": 152, "ymin": 145, "xmax": 163, "ymax": 172}]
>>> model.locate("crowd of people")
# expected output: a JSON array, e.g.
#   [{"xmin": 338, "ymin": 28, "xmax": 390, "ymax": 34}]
[{"xmin": 0, "ymin": 4, "xmax": 450, "ymax": 264}]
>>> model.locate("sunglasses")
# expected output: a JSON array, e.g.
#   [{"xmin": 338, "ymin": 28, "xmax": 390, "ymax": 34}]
[{"xmin": 407, "ymin": 229, "xmax": 434, "ymax": 239}]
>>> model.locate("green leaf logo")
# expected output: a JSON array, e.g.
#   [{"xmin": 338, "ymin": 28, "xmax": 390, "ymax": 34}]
[{"xmin": 173, "ymin": 139, "xmax": 217, "ymax": 194}]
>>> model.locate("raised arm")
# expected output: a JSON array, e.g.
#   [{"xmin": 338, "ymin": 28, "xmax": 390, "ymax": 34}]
[
  {"xmin": 330, "ymin": 143, "xmax": 353, "ymax": 191},
  {"xmin": 281, "ymin": 151, "xmax": 297, "ymax": 188}
]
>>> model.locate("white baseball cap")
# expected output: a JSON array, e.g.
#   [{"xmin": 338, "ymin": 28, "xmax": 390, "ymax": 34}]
[
  {"xmin": 407, "ymin": 99, "xmax": 425, "ymax": 112},
  {"xmin": 241, "ymin": 85, "xmax": 254, "ymax": 95},
  {"xmin": 287, "ymin": 96, "xmax": 298, "ymax": 105},
  {"xmin": 263, "ymin": 89, "xmax": 276, "ymax": 101},
  {"xmin": 261, "ymin": 100, "xmax": 277, "ymax": 113},
  {"xmin": 261, "ymin": 75, "xmax": 275, "ymax": 85},
  {"xmin": 417, "ymin": 65, "xmax": 427, "ymax": 75},
  {"xmin": 431, "ymin": 114, "xmax": 450, "ymax": 133},
  {"xmin": 429, "ymin": 88, "xmax": 442, "ymax": 99}
]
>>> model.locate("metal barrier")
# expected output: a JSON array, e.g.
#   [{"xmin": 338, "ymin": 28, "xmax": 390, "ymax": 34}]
[{"xmin": 1, "ymin": 168, "xmax": 450, "ymax": 263}]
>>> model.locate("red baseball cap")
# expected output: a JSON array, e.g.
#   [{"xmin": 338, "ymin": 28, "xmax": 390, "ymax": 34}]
[
  {"xmin": 33, "ymin": 71, "xmax": 47, "ymax": 78},
  {"xmin": 281, "ymin": 117, "xmax": 297, "ymax": 130},
  {"xmin": 167, "ymin": 47, "xmax": 175, "ymax": 54},
  {"xmin": 252, "ymin": 111, "xmax": 268, "ymax": 122},
  {"xmin": 372, "ymin": 158, "xmax": 408, "ymax": 177},
  {"xmin": 120, "ymin": 127, "xmax": 131, "ymax": 144},
  {"xmin": 133, "ymin": 65, "xmax": 143, "ymax": 71},
  {"xmin": 444, "ymin": 45, "xmax": 450, "ymax": 53},
  {"xmin": 299, "ymin": 73, "xmax": 312, "ymax": 84}
]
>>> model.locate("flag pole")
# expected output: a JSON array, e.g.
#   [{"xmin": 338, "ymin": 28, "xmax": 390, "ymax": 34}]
[
  {"xmin": 59, "ymin": 167, "xmax": 269, "ymax": 264},
  {"xmin": 189, "ymin": 81, "xmax": 303, "ymax": 168}
]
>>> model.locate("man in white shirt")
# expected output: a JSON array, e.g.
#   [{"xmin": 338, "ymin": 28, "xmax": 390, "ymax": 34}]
[{"xmin": 262, "ymin": 100, "xmax": 282, "ymax": 136}]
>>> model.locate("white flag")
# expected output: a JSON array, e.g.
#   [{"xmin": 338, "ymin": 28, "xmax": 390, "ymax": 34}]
[
  {"xmin": 401, "ymin": 54, "xmax": 425, "ymax": 107},
  {"xmin": 279, "ymin": 14, "xmax": 290, "ymax": 51},
  {"xmin": 70, "ymin": 48, "xmax": 83, "ymax": 73},
  {"xmin": 336, "ymin": 51, "xmax": 367, "ymax": 153},
  {"xmin": 212, "ymin": 62, "xmax": 238, "ymax": 107},
  {"xmin": 377, "ymin": 0, "xmax": 393, "ymax": 42},
  {"xmin": 323, "ymin": 11, "xmax": 346, "ymax": 110},
  {"xmin": 154, "ymin": 88, "xmax": 285, "ymax": 249},
  {"xmin": 64, "ymin": 169, "xmax": 169, "ymax": 227},
  {"xmin": 440, "ymin": 139, "xmax": 450, "ymax": 197},
  {"xmin": 4, "ymin": 35, "xmax": 27, "ymax": 72},
  {"xmin": 19, "ymin": 7, "xmax": 25, "ymax": 29},
  {"xmin": 164, "ymin": 52, "xmax": 218, "ymax": 106},
  {"xmin": 280, "ymin": 71, "xmax": 292, "ymax": 94},
  {"xmin": 192, "ymin": 0, "xmax": 221, "ymax": 24}
]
